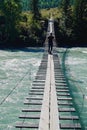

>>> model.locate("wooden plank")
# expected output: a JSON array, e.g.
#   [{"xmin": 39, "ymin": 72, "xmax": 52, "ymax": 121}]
[
  {"xmin": 35, "ymin": 77, "xmax": 46, "ymax": 79},
  {"xmin": 35, "ymin": 79, "xmax": 46, "ymax": 81},
  {"xmin": 60, "ymin": 123, "xmax": 81, "ymax": 129},
  {"xmin": 58, "ymin": 97, "xmax": 72, "ymax": 100},
  {"xmin": 30, "ymin": 89, "xmax": 44, "ymax": 92},
  {"xmin": 54, "ymin": 67, "xmax": 62, "ymax": 69},
  {"xmin": 33, "ymin": 80, "xmax": 45, "ymax": 83},
  {"xmin": 36, "ymin": 74, "xmax": 46, "ymax": 76},
  {"xmin": 55, "ymin": 81, "xmax": 66, "ymax": 83},
  {"xmin": 37, "ymin": 70, "xmax": 46, "ymax": 71},
  {"xmin": 26, "ymin": 97, "xmax": 43, "ymax": 100},
  {"xmin": 55, "ymin": 71, "xmax": 62, "ymax": 73},
  {"xmin": 55, "ymin": 75, "xmax": 65, "ymax": 77},
  {"xmin": 24, "ymin": 101, "xmax": 42, "ymax": 105},
  {"xmin": 57, "ymin": 90, "xmax": 69, "ymax": 92},
  {"xmin": 58, "ymin": 108, "xmax": 76, "ymax": 112},
  {"xmin": 56, "ymin": 83, "xmax": 67, "ymax": 86},
  {"xmin": 24, "ymin": 100, "xmax": 42, "ymax": 103},
  {"xmin": 55, "ymin": 78, "xmax": 66, "ymax": 80},
  {"xmin": 32, "ymin": 87, "xmax": 44, "ymax": 89},
  {"xmin": 22, "ymin": 108, "xmax": 41, "ymax": 112},
  {"xmin": 39, "ymin": 65, "xmax": 47, "ymax": 67},
  {"xmin": 56, "ymin": 87, "xmax": 68, "ymax": 89},
  {"xmin": 19, "ymin": 115, "xmax": 40, "ymax": 119},
  {"xmin": 35, "ymin": 77, "xmax": 46, "ymax": 80},
  {"xmin": 59, "ymin": 116, "xmax": 79, "ymax": 120},
  {"xmin": 36, "ymin": 72, "xmax": 46, "ymax": 73},
  {"xmin": 36, "ymin": 73, "xmax": 46, "ymax": 75},
  {"xmin": 55, "ymin": 73, "xmax": 63, "ymax": 75},
  {"xmin": 32, "ymin": 83, "xmax": 45, "ymax": 86},
  {"xmin": 36, "ymin": 72, "xmax": 46, "ymax": 74},
  {"xmin": 55, "ymin": 75, "xmax": 64, "ymax": 77},
  {"xmin": 55, "ymin": 72, "xmax": 63, "ymax": 74},
  {"xmin": 16, "ymin": 123, "xmax": 39, "ymax": 128},
  {"xmin": 57, "ymin": 93, "xmax": 70, "ymax": 96},
  {"xmin": 29, "ymin": 92, "xmax": 44, "ymax": 95},
  {"xmin": 55, "ymin": 75, "xmax": 65, "ymax": 78},
  {"xmin": 58, "ymin": 102, "xmax": 73, "ymax": 106}
]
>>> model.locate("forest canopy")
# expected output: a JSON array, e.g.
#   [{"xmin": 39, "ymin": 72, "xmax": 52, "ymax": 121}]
[{"xmin": 0, "ymin": 0, "xmax": 87, "ymax": 47}]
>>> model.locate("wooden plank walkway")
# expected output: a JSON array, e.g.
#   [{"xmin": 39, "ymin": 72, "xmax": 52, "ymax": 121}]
[
  {"xmin": 15, "ymin": 53, "xmax": 81, "ymax": 130},
  {"xmin": 15, "ymin": 17, "xmax": 82, "ymax": 130},
  {"xmin": 53, "ymin": 54, "xmax": 81, "ymax": 130},
  {"xmin": 16, "ymin": 53, "xmax": 48, "ymax": 129}
]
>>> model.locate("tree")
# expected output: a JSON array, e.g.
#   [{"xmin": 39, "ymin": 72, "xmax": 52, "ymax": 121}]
[
  {"xmin": 61, "ymin": 0, "xmax": 70, "ymax": 15},
  {"xmin": 73, "ymin": 0, "xmax": 87, "ymax": 43},
  {"xmin": 0, "ymin": 0, "xmax": 21, "ymax": 42},
  {"xmin": 61, "ymin": 0, "xmax": 71, "ymax": 29},
  {"xmin": 30, "ymin": 0, "xmax": 41, "ymax": 20},
  {"xmin": 73, "ymin": 0, "xmax": 85, "ymax": 23}
]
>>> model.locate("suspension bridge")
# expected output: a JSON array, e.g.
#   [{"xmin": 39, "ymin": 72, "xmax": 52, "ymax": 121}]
[{"xmin": 15, "ymin": 17, "xmax": 82, "ymax": 130}]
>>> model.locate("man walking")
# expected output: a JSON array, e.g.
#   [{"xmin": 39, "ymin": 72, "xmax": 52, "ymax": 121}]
[{"xmin": 48, "ymin": 33, "xmax": 54, "ymax": 54}]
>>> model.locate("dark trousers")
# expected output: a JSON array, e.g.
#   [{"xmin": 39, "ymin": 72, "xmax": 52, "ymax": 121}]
[{"xmin": 48, "ymin": 43, "xmax": 53, "ymax": 52}]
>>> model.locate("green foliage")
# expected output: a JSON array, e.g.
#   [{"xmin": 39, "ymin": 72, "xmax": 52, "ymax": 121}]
[
  {"xmin": 2, "ymin": 0, "xmax": 21, "ymax": 23},
  {"xmin": 0, "ymin": 0, "xmax": 86, "ymax": 47},
  {"xmin": 17, "ymin": 11, "xmax": 46, "ymax": 47},
  {"xmin": 61, "ymin": 0, "xmax": 70, "ymax": 15},
  {"xmin": 29, "ymin": 19, "xmax": 42, "ymax": 44},
  {"xmin": 0, "ymin": 0, "xmax": 46, "ymax": 47},
  {"xmin": 41, "ymin": 8, "xmax": 62, "ymax": 19},
  {"xmin": 60, "ymin": 0, "xmax": 72, "ymax": 30},
  {"xmin": 30, "ymin": 0, "xmax": 41, "ymax": 20},
  {"xmin": 72, "ymin": 0, "xmax": 87, "ymax": 43},
  {"xmin": 73, "ymin": 0, "xmax": 87, "ymax": 23},
  {"xmin": 0, "ymin": 0, "xmax": 22, "ymax": 43},
  {"xmin": 55, "ymin": 0, "xmax": 87, "ymax": 46}
]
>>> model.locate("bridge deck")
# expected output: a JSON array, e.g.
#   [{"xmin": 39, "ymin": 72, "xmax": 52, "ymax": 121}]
[
  {"xmin": 15, "ymin": 18, "xmax": 82, "ymax": 130},
  {"xmin": 15, "ymin": 53, "xmax": 81, "ymax": 130}
]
